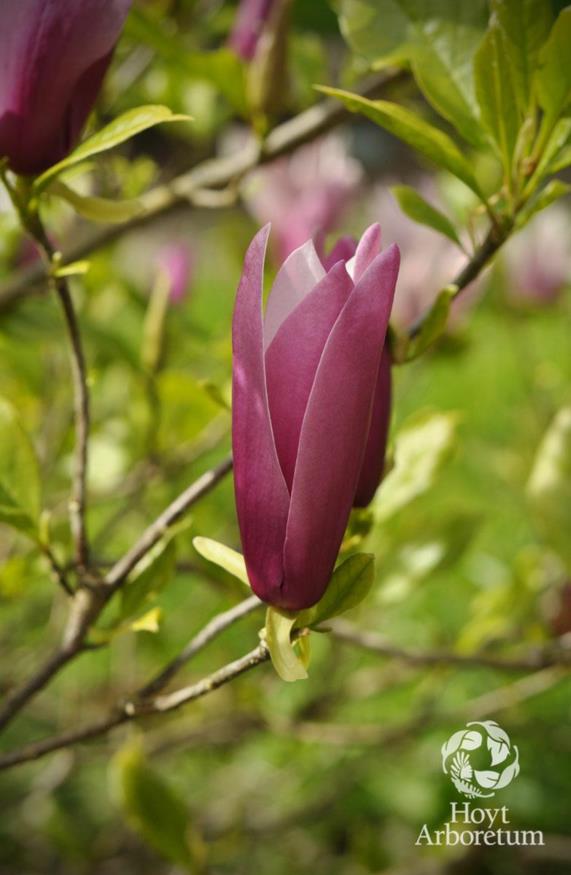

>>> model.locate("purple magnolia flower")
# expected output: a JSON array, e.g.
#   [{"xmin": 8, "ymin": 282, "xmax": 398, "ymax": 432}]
[
  {"xmin": 228, "ymin": 0, "xmax": 276, "ymax": 61},
  {"xmin": 155, "ymin": 243, "xmax": 193, "ymax": 304},
  {"xmin": 232, "ymin": 223, "xmax": 398, "ymax": 611},
  {"xmin": 0, "ymin": 0, "xmax": 131, "ymax": 175}
]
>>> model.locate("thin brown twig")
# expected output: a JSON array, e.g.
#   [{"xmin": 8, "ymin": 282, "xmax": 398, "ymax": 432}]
[
  {"xmin": 137, "ymin": 594, "xmax": 262, "ymax": 699},
  {"xmin": 329, "ymin": 620, "xmax": 571, "ymax": 672},
  {"xmin": 25, "ymin": 215, "xmax": 91, "ymax": 571},
  {"xmin": 0, "ymin": 643, "xmax": 269, "ymax": 770},
  {"xmin": 0, "ymin": 456, "xmax": 233, "ymax": 732}
]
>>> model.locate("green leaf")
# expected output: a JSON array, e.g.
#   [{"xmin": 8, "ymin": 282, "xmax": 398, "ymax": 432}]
[
  {"xmin": 517, "ymin": 179, "xmax": 571, "ymax": 227},
  {"xmin": 318, "ymin": 88, "xmax": 484, "ymax": 200},
  {"xmin": 527, "ymin": 406, "xmax": 571, "ymax": 567},
  {"xmin": 193, "ymin": 537, "xmax": 250, "ymax": 586},
  {"xmin": 490, "ymin": 0, "xmax": 553, "ymax": 114},
  {"xmin": 373, "ymin": 411, "xmax": 458, "ymax": 522},
  {"xmin": 396, "ymin": 285, "xmax": 457, "ymax": 363},
  {"xmin": 35, "ymin": 106, "xmax": 191, "ymax": 192},
  {"xmin": 474, "ymin": 18, "xmax": 520, "ymax": 175},
  {"xmin": 265, "ymin": 608, "xmax": 308, "ymax": 682},
  {"xmin": 121, "ymin": 539, "xmax": 176, "ymax": 621},
  {"xmin": 339, "ymin": 0, "xmax": 488, "ymax": 146},
  {"xmin": 535, "ymin": 8, "xmax": 571, "ymax": 127},
  {"xmin": 297, "ymin": 553, "xmax": 375, "ymax": 629},
  {"xmin": 111, "ymin": 741, "xmax": 196, "ymax": 871},
  {"xmin": 0, "ymin": 399, "xmax": 41, "ymax": 537},
  {"xmin": 391, "ymin": 185, "xmax": 463, "ymax": 247},
  {"xmin": 51, "ymin": 181, "xmax": 143, "ymax": 224},
  {"xmin": 533, "ymin": 117, "xmax": 571, "ymax": 179}
]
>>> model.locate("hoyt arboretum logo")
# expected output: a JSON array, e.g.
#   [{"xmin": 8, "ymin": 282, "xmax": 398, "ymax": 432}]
[
  {"xmin": 441, "ymin": 720, "xmax": 520, "ymax": 798},
  {"xmin": 415, "ymin": 721, "xmax": 545, "ymax": 847}
]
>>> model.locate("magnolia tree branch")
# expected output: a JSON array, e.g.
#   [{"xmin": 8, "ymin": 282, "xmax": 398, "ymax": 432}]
[
  {"xmin": 0, "ymin": 456, "xmax": 233, "ymax": 732},
  {"xmin": 0, "ymin": 642, "xmax": 269, "ymax": 771},
  {"xmin": 329, "ymin": 620, "xmax": 571, "ymax": 672},
  {"xmin": 0, "ymin": 70, "xmax": 405, "ymax": 312}
]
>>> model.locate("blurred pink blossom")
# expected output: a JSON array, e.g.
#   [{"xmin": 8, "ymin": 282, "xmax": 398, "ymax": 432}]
[
  {"xmin": 368, "ymin": 182, "xmax": 471, "ymax": 330},
  {"xmin": 228, "ymin": 0, "xmax": 276, "ymax": 61},
  {"xmin": 243, "ymin": 135, "xmax": 363, "ymax": 263},
  {"xmin": 154, "ymin": 243, "xmax": 193, "ymax": 304},
  {"xmin": 503, "ymin": 204, "xmax": 570, "ymax": 306}
]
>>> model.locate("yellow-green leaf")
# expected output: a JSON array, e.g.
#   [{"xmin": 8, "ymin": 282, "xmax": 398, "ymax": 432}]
[
  {"xmin": 193, "ymin": 536, "xmax": 250, "ymax": 586},
  {"xmin": 131, "ymin": 607, "xmax": 162, "ymax": 634},
  {"xmin": 517, "ymin": 179, "xmax": 571, "ymax": 227},
  {"xmin": 51, "ymin": 181, "xmax": 143, "ymax": 224},
  {"xmin": 35, "ymin": 105, "xmax": 192, "ymax": 192},
  {"xmin": 391, "ymin": 185, "xmax": 463, "ymax": 248},
  {"xmin": 396, "ymin": 285, "xmax": 457, "ymax": 363},
  {"xmin": 474, "ymin": 18, "xmax": 520, "ymax": 175},
  {"xmin": 318, "ymin": 88, "xmax": 484, "ymax": 200},
  {"xmin": 265, "ymin": 608, "xmax": 308, "ymax": 682},
  {"xmin": 373, "ymin": 411, "xmax": 459, "ymax": 522},
  {"xmin": 535, "ymin": 8, "xmax": 571, "ymax": 127}
]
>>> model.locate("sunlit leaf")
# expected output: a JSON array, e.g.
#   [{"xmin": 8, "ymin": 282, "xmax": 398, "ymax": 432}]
[
  {"xmin": 535, "ymin": 8, "xmax": 571, "ymax": 127},
  {"xmin": 373, "ymin": 411, "xmax": 458, "ymax": 522},
  {"xmin": 391, "ymin": 185, "xmax": 463, "ymax": 247},
  {"xmin": 490, "ymin": 0, "xmax": 553, "ymax": 115},
  {"xmin": 474, "ymin": 19, "xmax": 520, "ymax": 174},
  {"xmin": 516, "ymin": 179, "xmax": 570, "ymax": 227},
  {"xmin": 193, "ymin": 537, "xmax": 250, "ymax": 586},
  {"xmin": 131, "ymin": 607, "xmax": 162, "ymax": 634},
  {"xmin": 0, "ymin": 399, "xmax": 41, "ymax": 538},
  {"xmin": 339, "ymin": 0, "xmax": 488, "ymax": 145},
  {"xmin": 35, "ymin": 106, "xmax": 192, "ymax": 192},
  {"xmin": 396, "ymin": 285, "xmax": 457, "ymax": 363},
  {"xmin": 265, "ymin": 607, "xmax": 308, "ymax": 682},
  {"xmin": 318, "ymin": 88, "xmax": 484, "ymax": 200}
]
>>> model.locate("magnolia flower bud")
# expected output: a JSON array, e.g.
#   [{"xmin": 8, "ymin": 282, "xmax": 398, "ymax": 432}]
[
  {"xmin": 232, "ymin": 223, "xmax": 398, "ymax": 610},
  {"xmin": 0, "ymin": 0, "xmax": 131, "ymax": 175}
]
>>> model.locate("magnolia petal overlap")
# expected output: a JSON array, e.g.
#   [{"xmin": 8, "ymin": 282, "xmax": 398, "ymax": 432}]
[{"xmin": 232, "ymin": 223, "xmax": 398, "ymax": 610}]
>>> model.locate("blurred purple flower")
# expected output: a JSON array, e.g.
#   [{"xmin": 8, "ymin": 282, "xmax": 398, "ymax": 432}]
[
  {"xmin": 369, "ymin": 183, "xmax": 470, "ymax": 330},
  {"xmin": 503, "ymin": 205, "xmax": 570, "ymax": 306},
  {"xmin": 0, "ymin": 0, "xmax": 131, "ymax": 175},
  {"xmin": 155, "ymin": 244, "xmax": 193, "ymax": 304},
  {"xmin": 232, "ymin": 223, "xmax": 398, "ymax": 610},
  {"xmin": 228, "ymin": 0, "xmax": 277, "ymax": 61},
  {"xmin": 244, "ymin": 136, "xmax": 363, "ymax": 263}
]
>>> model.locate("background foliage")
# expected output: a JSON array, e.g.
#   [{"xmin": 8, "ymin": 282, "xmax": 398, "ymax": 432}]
[{"xmin": 0, "ymin": 1, "xmax": 570, "ymax": 873}]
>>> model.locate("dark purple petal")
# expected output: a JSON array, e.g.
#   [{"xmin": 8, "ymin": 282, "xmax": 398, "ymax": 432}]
[
  {"xmin": 282, "ymin": 244, "xmax": 400, "ymax": 610},
  {"xmin": 265, "ymin": 262, "xmax": 354, "ymax": 490},
  {"xmin": 353, "ymin": 347, "xmax": 392, "ymax": 507},
  {"xmin": 263, "ymin": 239, "xmax": 325, "ymax": 349},
  {"xmin": 0, "ymin": 0, "xmax": 131, "ymax": 175},
  {"xmin": 228, "ymin": 0, "xmax": 276, "ymax": 61},
  {"xmin": 316, "ymin": 234, "xmax": 358, "ymax": 271},
  {"xmin": 232, "ymin": 225, "xmax": 291, "ymax": 604}
]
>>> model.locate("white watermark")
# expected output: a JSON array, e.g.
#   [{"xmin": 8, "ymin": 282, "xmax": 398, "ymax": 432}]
[{"xmin": 415, "ymin": 721, "xmax": 544, "ymax": 847}]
